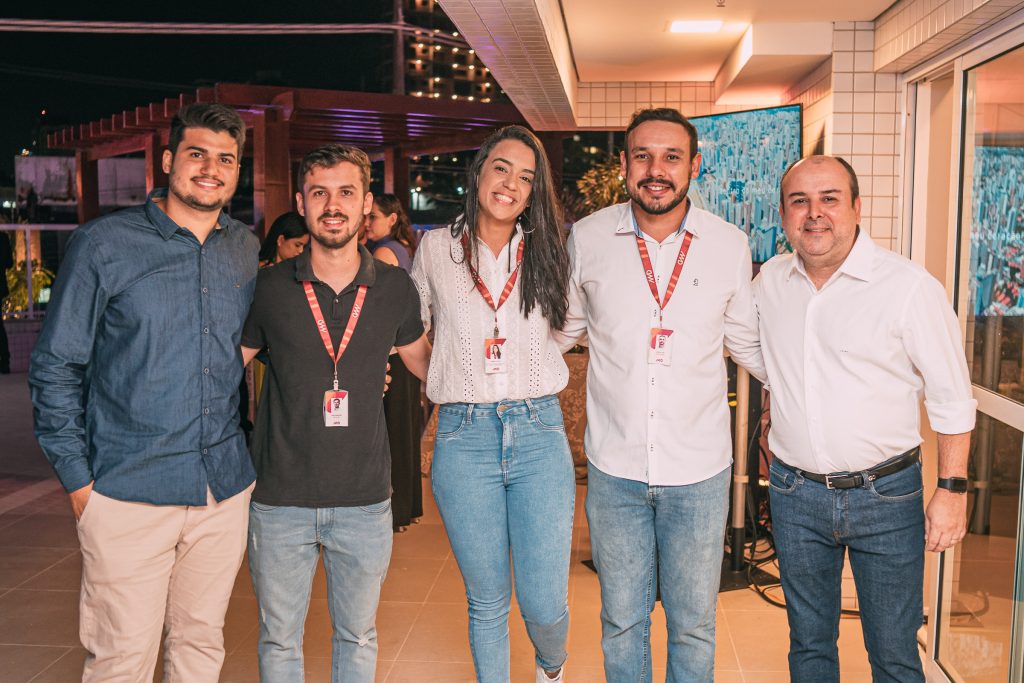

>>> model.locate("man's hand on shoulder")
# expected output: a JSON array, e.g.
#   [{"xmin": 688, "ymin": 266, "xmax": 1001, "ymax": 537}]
[
  {"xmin": 925, "ymin": 488, "xmax": 967, "ymax": 553},
  {"xmin": 69, "ymin": 481, "xmax": 94, "ymax": 521}
]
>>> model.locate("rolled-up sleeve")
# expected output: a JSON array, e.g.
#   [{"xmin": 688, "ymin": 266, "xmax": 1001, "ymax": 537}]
[
  {"xmin": 28, "ymin": 228, "xmax": 108, "ymax": 492},
  {"xmin": 554, "ymin": 227, "xmax": 588, "ymax": 353},
  {"xmin": 901, "ymin": 275, "xmax": 977, "ymax": 434},
  {"xmin": 724, "ymin": 242, "xmax": 766, "ymax": 384}
]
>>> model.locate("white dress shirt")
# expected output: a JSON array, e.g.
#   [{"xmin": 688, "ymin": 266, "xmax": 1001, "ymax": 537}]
[
  {"xmin": 557, "ymin": 202, "xmax": 765, "ymax": 486},
  {"xmin": 753, "ymin": 230, "xmax": 977, "ymax": 474},
  {"xmin": 411, "ymin": 225, "xmax": 568, "ymax": 404}
]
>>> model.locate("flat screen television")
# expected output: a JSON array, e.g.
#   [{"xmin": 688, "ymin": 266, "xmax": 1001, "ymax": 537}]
[
  {"xmin": 689, "ymin": 103, "xmax": 802, "ymax": 262},
  {"xmin": 969, "ymin": 145, "xmax": 1024, "ymax": 316}
]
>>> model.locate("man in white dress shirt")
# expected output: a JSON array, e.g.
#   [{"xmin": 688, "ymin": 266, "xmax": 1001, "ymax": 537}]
[
  {"xmin": 557, "ymin": 108, "xmax": 766, "ymax": 681},
  {"xmin": 754, "ymin": 155, "xmax": 976, "ymax": 682}
]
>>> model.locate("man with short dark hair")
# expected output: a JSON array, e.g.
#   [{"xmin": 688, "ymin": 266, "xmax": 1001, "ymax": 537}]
[
  {"xmin": 755, "ymin": 155, "xmax": 976, "ymax": 682},
  {"xmin": 30, "ymin": 103, "xmax": 258, "ymax": 682},
  {"xmin": 557, "ymin": 107, "xmax": 765, "ymax": 680},
  {"xmin": 241, "ymin": 143, "xmax": 430, "ymax": 682}
]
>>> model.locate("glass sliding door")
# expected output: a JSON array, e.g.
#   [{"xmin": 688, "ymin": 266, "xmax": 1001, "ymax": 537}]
[{"xmin": 938, "ymin": 38, "xmax": 1024, "ymax": 683}]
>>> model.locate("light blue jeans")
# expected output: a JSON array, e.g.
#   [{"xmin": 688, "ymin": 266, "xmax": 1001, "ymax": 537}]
[
  {"xmin": 586, "ymin": 462, "xmax": 730, "ymax": 683},
  {"xmin": 247, "ymin": 500, "xmax": 393, "ymax": 683},
  {"xmin": 431, "ymin": 396, "xmax": 575, "ymax": 683}
]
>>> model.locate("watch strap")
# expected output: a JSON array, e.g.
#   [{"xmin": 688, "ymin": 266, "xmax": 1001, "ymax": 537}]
[{"xmin": 937, "ymin": 477, "xmax": 969, "ymax": 493}]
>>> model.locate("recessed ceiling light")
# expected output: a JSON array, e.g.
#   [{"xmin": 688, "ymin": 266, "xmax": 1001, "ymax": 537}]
[{"xmin": 669, "ymin": 20, "xmax": 723, "ymax": 33}]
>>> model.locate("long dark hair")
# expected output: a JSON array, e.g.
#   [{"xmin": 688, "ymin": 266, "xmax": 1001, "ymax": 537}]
[
  {"xmin": 374, "ymin": 193, "xmax": 417, "ymax": 255},
  {"xmin": 451, "ymin": 125, "xmax": 569, "ymax": 329},
  {"xmin": 259, "ymin": 211, "xmax": 308, "ymax": 262}
]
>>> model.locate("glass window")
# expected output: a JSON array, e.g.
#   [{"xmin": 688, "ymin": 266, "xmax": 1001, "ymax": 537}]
[
  {"xmin": 936, "ymin": 409, "xmax": 1022, "ymax": 681},
  {"xmin": 963, "ymin": 44, "xmax": 1024, "ymax": 404}
]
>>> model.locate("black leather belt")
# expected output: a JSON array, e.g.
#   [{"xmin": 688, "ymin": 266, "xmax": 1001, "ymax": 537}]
[{"xmin": 775, "ymin": 447, "xmax": 920, "ymax": 490}]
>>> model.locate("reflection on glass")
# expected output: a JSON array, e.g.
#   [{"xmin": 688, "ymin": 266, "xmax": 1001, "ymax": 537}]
[
  {"xmin": 949, "ymin": 42, "xmax": 1024, "ymax": 682},
  {"xmin": 963, "ymin": 44, "xmax": 1024, "ymax": 406},
  {"xmin": 938, "ymin": 412, "xmax": 1021, "ymax": 682}
]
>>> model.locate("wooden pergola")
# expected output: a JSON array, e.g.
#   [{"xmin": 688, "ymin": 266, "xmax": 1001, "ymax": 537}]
[{"xmin": 47, "ymin": 82, "xmax": 557, "ymax": 234}]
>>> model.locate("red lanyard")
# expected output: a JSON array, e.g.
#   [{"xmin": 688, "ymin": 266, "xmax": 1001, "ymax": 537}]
[
  {"xmin": 635, "ymin": 231, "xmax": 693, "ymax": 327},
  {"xmin": 462, "ymin": 231, "xmax": 525, "ymax": 336},
  {"xmin": 303, "ymin": 281, "xmax": 367, "ymax": 390}
]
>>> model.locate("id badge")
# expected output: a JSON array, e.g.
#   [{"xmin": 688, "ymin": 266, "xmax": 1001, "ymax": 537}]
[
  {"xmin": 323, "ymin": 390, "xmax": 349, "ymax": 427},
  {"xmin": 484, "ymin": 337, "xmax": 507, "ymax": 374},
  {"xmin": 648, "ymin": 328, "xmax": 674, "ymax": 366}
]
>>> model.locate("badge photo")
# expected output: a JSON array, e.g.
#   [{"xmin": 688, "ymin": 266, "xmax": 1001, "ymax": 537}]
[
  {"xmin": 648, "ymin": 328, "xmax": 674, "ymax": 366},
  {"xmin": 323, "ymin": 390, "xmax": 349, "ymax": 427},
  {"xmin": 484, "ymin": 337, "xmax": 507, "ymax": 374}
]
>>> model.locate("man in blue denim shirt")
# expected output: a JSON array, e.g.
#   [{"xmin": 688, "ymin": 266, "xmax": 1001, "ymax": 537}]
[{"xmin": 29, "ymin": 103, "xmax": 259, "ymax": 682}]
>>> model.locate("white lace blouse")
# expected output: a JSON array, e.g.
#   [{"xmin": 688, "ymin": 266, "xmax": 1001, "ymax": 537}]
[{"xmin": 411, "ymin": 225, "xmax": 569, "ymax": 404}]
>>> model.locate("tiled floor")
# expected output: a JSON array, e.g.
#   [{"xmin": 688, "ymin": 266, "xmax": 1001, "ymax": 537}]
[{"xmin": 0, "ymin": 372, "xmax": 881, "ymax": 681}]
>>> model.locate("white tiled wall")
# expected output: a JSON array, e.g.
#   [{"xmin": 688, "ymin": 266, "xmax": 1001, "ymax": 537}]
[
  {"xmin": 575, "ymin": 82, "xmax": 753, "ymax": 129},
  {"xmin": 830, "ymin": 22, "xmax": 902, "ymax": 253},
  {"xmin": 875, "ymin": 0, "xmax": 1024, "ymax": 72}
]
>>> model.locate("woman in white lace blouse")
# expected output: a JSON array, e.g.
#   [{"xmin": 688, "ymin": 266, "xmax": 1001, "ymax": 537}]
[{"xmin": 411, "ymin": 126, "xmax": 574, "ymax": 683}]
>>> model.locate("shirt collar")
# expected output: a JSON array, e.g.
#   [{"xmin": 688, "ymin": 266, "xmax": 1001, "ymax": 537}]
[
  {"xmin": 293, "ymin": 243, "xmax": 377, "ymax": 289},
  {"xmin": 616, "ymin": 199, "xmax": 700, "ymax": 239},
  {"xmin": 144, "ymin": 188, "xmax": 231, "ymax": 241},
  {"xmin": 787, "ymin": 227, "xmax": 875, "ymax": 283}
]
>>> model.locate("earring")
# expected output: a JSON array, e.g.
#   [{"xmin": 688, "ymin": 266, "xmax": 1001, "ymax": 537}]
[{"xmin": 518, "ymin": 213, "xmax": 536, "ymax": 234}]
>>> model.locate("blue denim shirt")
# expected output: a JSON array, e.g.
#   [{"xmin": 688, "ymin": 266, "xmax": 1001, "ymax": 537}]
[{"xmin": 29, "ymin": 190, "xmax": 259, "ymax": 505}]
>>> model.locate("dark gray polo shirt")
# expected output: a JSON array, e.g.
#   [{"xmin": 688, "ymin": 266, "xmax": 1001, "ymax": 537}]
[{"xmin": 241, "ymin": 246, "xmax": 423, "ymax": 507}]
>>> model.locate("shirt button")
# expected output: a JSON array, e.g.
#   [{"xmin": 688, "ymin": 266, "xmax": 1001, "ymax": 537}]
[
  {"xmin": 204, "ymin": 408, "xmax": 210, "ymax": 415},
  {"xmin": 202, "ymin": 448, "xmax": 209, "ymax": 455},
  {"xmin": 650, "ymin": 410, "xmax": 655, "ymax": 418},
  {"xmin": 203, "ymin": 327, "xmax": 209, "ymax": 334},
  {"xmin": 202, "ymin": 287, "xmax": 209, "ymax": 294},
  {"xmin": 203, "ymin": 367, "xmax": 210, "ymax": 375},
  {"xmin": 201, "ymin": 248, "xmax": 206, "ymax": 255}
]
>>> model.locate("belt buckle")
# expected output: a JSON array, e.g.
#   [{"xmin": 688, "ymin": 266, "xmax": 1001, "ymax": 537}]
[{"xmin": 825, "ymin": 474, "xmax": 839, "ymax": 490}]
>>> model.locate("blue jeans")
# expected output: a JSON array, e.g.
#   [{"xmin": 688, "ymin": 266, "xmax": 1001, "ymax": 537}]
[
  {"xmin": 431, "ymin": 396, "xmax": 575, "ymax": 683},
  {"xmin": 769, "ymin": 457, "xmax": 925, "ymax": 683},
  {"xmin": 247, "ymin": 500, "xmax": 393, "ymax": 683},
  {"xmin": 586, "ymin": 462, "xmax": 729, "ymax": 683}
]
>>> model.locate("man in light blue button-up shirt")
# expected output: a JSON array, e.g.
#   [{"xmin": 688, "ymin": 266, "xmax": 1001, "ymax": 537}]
[{"xmin": 30, "ymin": 103, "xmax": 259, "ymax": 682}]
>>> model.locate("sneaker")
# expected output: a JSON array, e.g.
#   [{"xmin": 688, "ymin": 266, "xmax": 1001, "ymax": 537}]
[{"xmin": 536, "ymin": 665, "xmax": 563, "ymax": 683}]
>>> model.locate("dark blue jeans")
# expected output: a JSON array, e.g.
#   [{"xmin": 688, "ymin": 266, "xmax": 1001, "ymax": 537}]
[{"xmin": 769, "ymin": 457, "xmax": 926, "ymax": 683}]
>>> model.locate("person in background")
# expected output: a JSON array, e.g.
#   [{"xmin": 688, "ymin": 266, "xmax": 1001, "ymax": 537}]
[
  {"xmin": 411, "ymin": 125, "xmax": 574, "ymax": 683},
  {"xmin": 364, "ymin": 192, "xmax": 416, "ymax": 269},
  {"xmin": 29, "ymin": 103, "xmax": 257, "ymax": 682},
  {"xmin": 364, "ymin": 193, "xmax": 423, "ymax": 531},
  {"xmin": 259, "ymin": 210, "xmax": 309, "ymax": 267}
]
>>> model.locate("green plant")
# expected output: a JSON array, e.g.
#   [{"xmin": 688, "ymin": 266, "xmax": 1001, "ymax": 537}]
[{"xmin": 575, "ymin": 157, "xmax": 627, "ymax": 214}]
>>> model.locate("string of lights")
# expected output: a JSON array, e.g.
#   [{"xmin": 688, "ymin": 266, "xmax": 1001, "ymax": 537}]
[{"xmin": 0, "ymin": 18, "xmax": 468, "ymax": 45}]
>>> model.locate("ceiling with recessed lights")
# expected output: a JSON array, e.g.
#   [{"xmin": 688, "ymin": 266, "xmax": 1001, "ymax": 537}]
[{"xmin": 562, "ymin": 0, "xmax": 897, "ymax": 82}]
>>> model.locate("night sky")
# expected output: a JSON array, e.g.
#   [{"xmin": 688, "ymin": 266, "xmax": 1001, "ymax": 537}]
[{"xmin": 1, "ymin": 1, "xmax": 398, "ymax": 184}]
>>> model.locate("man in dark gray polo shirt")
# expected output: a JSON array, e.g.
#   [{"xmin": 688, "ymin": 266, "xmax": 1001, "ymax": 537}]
[
  {"xmin": 241, "ymin": 144, "xmax": 430, "ymax": 682},
  {"xmin": 30, "ymin": 104, "xmax": 258, "ymax": 682}
]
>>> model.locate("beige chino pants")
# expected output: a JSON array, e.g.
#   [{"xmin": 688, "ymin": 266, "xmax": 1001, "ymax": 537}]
[{"xmin": 76, "ymin": 484, "xmax": 253, "ymax": 683}]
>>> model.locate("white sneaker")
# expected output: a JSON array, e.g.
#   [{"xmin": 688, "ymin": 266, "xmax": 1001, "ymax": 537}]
[{"xmin": 536, "ymin": 665, "xmax": 564, "ymax": 683}]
